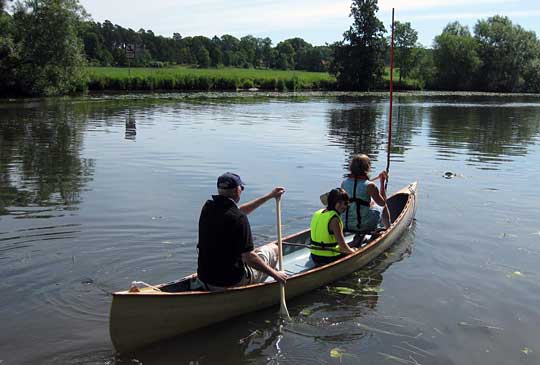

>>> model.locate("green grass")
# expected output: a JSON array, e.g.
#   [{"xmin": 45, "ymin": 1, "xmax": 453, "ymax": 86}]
[
  {"xmin": 85, "ymin": 66, "xmax": 421, "ymax": 92},
  {"xmin": 86, "ymin": 66, "xmax": 337, "ymax": 92}
]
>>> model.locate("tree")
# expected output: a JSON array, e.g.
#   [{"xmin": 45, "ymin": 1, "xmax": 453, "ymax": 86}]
[
  {"xmin": 394, "ymin": 21, "xmax": 418, "ymax": 85},
  {"xmin": 13, "ymin": 0, "xmax": 87, "ymax": 95},
  {"xmin": 275, "ymin": 41, "xmax": 295, "ymax": 69},
  {"xmin": 474, "ymin": 15, "xmax": 540, "ymax": 92},
  {"xmin": 408, "ymin": 47, "xmax": 435, "ymax": 89},
  {"xmin": 432, "ymin": 22, "xmax": 480, "ymax": 90},
  {"xmin": 331, "ymin": 0, "xmax": 386, "ymax": 90},
  {"xmin": 0, "ymin": 10, "xmax": 18, "ymax": 95}
]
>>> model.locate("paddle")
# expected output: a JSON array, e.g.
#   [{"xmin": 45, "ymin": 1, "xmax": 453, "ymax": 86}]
[
  {"xmin": 386, "ymin": 8, "xmax": 395, "ymax": 191},
  {"xmin": 275, "ymin": 196, "xmax": 291, "ymax": 320}
]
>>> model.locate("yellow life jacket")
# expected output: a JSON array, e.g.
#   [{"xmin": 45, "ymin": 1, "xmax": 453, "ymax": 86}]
[{"xmin": 310, "ymin": 209, "xmax": 342, "ymax": 257}]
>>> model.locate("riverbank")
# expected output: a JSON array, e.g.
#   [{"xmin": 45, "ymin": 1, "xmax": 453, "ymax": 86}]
[
  {"xmin": 86, "ymin": 66, "xmax": 338, "ymax": 92},
  {"xmin": 86, "ymin": 66, "xmax": 422, "ymax": 92},
  {"xmin": 3, "ymin": 90, "xmax": 540, "ymax": 104}
]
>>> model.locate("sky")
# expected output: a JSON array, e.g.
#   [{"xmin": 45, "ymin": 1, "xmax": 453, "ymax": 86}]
[{"xmin": 78, "ymin": 0, "xmax": 540, "ymax": 47}]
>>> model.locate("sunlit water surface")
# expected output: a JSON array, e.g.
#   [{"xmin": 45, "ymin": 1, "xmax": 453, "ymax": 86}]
[{"xmin": 1, "ymin": 94, "xmax": 540, "ymax": 364}]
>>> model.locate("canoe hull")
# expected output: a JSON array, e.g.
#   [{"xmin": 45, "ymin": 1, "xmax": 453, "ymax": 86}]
[{"xmin": 110, "ymin": 182, "xmax": 417, "ymax": 353}]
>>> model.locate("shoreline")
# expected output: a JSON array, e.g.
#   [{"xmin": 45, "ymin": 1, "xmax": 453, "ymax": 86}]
[{"xmin": 1, "ymin": 90, "xmax": 540, "ymax": 103}]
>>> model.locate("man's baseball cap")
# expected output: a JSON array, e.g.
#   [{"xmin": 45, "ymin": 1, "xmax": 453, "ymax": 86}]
[{"xmin": 217, "ymin": 172, "xmax": 245, "ymax": 189}]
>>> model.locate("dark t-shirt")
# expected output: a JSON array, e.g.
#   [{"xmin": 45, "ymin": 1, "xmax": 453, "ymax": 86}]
[{"xmin": 197, "ymin": 195, "xmax": 254, "ymax": 286}]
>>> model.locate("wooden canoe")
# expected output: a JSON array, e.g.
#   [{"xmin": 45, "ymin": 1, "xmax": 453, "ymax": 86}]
[{"xmin": 110, "ymin": 182, "xmax": 418, "ymax": 353}]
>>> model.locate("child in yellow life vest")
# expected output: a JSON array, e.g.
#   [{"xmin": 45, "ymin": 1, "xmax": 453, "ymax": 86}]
[{"xmin": 310, "ymin": 188, "xmax": 356, "ymax": 265}]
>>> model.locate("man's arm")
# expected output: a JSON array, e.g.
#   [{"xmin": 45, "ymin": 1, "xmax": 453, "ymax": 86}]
[
  {"xmin": 239, "ymin": 187, "xmax": 285, "ymax": 215},
  {"xmin": 242, "ymin": 251, "xmax": 287, "ymax": 283}
]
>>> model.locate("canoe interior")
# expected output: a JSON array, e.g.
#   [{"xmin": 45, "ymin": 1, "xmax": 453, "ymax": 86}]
[{"xmin": 157, "ymin": 191, "xmax": 410, "ymax": 294}]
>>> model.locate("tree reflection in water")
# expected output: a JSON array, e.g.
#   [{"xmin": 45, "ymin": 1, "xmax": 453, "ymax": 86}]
[{"xmin": 0, "ymin": 102, "xmax": 94, "ymax": 217}]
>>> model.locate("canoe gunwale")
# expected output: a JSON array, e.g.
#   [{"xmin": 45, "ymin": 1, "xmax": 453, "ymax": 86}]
[{"xmin": 112, "ymin": 182, "xmax": 417, "ymax": 297}]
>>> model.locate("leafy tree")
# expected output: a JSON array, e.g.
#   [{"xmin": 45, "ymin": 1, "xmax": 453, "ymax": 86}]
[
  {"xmin": 522, "ymin": 58, "xmax": 540, "ymax": 93},
  {"xmin": 194, "ymin": 44, "xmax": 210, "ymax": 68},
  {"xmin": 394, "ymin": 21, "xmax": 418, "ymax": 85},
  {"xmin": 432, "ymin": 22, "xmax": 480, "ymax": 90},
  {"xmin": 13, "ymin": 0, "xmax": 87, "ymax": 95},
  {"xmin": 409, "ymin": 47, "xmax": 435, "ymax": 89},
  {"xmin": 0, "ymin": 10, "xmax": 19, "ymax": 95},
  {"xmin": 258, "ymin": 37, "xmax": 273, "ymax": 68},
  {"xmin": 275, "ymin": 41, "xmax": 295, "ymax": 69},
  {"xmin": 474, "ymin": 15, "xmax": 540, "ymax": 92},
  {"xmin": 240, "ymin": 35, "xmax": 257, "ymax": 67},
  {"xmin": 331, "ymin": 0, "xmax": 386, "ymax": 90}
]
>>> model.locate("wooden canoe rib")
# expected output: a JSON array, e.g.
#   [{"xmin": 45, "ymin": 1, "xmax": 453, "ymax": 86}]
[{"xmin": 110, "ymin": 182, "xmax": 418, "ymax": 353}]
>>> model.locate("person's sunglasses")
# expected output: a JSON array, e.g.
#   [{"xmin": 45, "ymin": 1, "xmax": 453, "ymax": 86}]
[{"xmin": 240, "ymin": 185, "xmax": 245, "ymax": 191}]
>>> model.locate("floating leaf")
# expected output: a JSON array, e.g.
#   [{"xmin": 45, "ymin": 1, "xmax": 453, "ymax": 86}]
[
  {"xmin": 506, "ymin": 271, "xmax": 524, "ymax": 278},
  {"xmin": 521, "ymin": 347, "xmax": 532, "ymax": 355},
  {"xmin": 330, "ymin": 348, "xmax": 343, "ymax": 358},
  {"xmin": 300, "ymin": 308, "xmax": 313, "ymax": 316},
  {"xmin": 363, "ymin": 287, "xmax": 384, "ymax": 293},
  {"xmin": 334, "ymin": 287, "xmax": 355, "ymax": 295}
]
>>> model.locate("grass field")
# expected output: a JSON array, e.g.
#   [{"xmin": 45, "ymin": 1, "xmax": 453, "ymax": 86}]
[
  {"xmin": 86, "ymin": 66, "xmax": 337, "ymax": 92},
  {"xmin": 86, "ymin": 66, "xmax": 420, "ymax": 92}
]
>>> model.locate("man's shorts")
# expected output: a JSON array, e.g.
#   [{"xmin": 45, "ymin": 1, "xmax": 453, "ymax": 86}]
[{"xmin": 205, "ymin": 245, "xmax": 278, "ymax": 291}]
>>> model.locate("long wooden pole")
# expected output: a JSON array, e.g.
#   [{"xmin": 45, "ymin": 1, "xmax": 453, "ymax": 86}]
[
  {"xmin": 276, "ymin": 196, "xmax": 290, "ymax": 320},
  {"xmin": 386, "ymin": 8, "xmax": 395, "ymax": 190}
]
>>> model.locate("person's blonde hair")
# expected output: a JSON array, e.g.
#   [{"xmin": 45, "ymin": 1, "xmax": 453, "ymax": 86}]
[{"xmin": 349, "ymin": 154, "xmax": 371, "ymax": 177}]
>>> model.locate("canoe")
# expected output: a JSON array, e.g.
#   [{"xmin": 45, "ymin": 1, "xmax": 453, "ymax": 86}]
[{"xmin": 110, "ymin": 182, "xmax": 418, "ymax": 353}]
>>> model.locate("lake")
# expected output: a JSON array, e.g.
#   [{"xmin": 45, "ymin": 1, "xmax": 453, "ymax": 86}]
[{"xmin": 1, "ymin": 93, "xmax": 539, "ymax": 364}]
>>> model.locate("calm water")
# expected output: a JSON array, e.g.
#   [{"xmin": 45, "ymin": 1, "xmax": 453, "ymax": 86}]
[{"xmin": 1, "ymin": 94, "xmax": 540, "ymax": 364}]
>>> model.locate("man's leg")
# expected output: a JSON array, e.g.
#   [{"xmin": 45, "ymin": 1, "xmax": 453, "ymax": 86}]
[{"xmin": 244, "ymin": 244, "xmax": 278, "ymax": 284}]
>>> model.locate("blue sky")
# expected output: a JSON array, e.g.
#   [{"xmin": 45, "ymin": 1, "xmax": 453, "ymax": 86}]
[{"xmin": 78, "ymin": 0, "xmax": 540, "ymax": 47}]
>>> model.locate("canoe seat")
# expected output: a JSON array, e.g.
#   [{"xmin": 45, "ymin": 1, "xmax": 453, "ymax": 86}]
[{"xmin": 263, "ymin": 233, "xmax": 361, "ymax": 282}]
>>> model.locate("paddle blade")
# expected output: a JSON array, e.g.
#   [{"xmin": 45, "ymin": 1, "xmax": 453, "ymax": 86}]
[{"xmin": 279, "ymin": 284, "xmax": 291, "ymax": 320}]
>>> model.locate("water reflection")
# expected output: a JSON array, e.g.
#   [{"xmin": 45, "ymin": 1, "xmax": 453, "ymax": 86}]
[
  {"xmin": 327, "ymin": 100, "xmax": 385, "ymax": 178},
  {"xmin": 428, "ymin": 101, "xmax": 540, "ymax": 168},
  {"xmin": 0, "ymin": 104, "xmax": 94, "ymax": 217},
  {"xmin": 125, "ymin": 113, "xmax": 137, "ymax": 141},
  {"xmin": 327, "ymin": 97, "xmax": 424, "ymax": 172}
]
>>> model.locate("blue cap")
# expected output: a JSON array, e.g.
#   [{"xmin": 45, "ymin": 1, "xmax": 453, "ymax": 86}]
[{"xmin": 217, "ymin": 172, "xmax": 244, "ymax": 189}]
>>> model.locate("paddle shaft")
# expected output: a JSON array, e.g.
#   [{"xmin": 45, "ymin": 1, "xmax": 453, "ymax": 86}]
[
  {"xmin": 386, "ymin": 8, "xmax": 395, "ymax": 191},
  {"xmin": 283, "ymin": 241, "xmax": 343, "ymax": 254},
  {"xmin": 275, "ymin": 196, "xmax": 290, "ymax": 320}
]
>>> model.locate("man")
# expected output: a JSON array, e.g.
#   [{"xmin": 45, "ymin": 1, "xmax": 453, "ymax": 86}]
[{"xmin": 197, "ymin": 172, "xmax": 287, "ymax": 290}]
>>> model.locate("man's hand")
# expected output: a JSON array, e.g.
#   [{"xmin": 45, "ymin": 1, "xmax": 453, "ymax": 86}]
[
  {"xmin": 273, "ymin": 270, "xmax": 287, "ymax": 284},
  {"xmin": 268, "ymin": 187, "xmax": 285, "ymax": 199}
]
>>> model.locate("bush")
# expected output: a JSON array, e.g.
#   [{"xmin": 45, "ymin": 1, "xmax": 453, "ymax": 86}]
[
  {"xmin": 276, "ymin": 79, "xmax": 287, "ymax": 91},
  {"xmin": 241, "ymin": 79, "xmax": 254, "ymax": 89},
  {"xmin": 214, "ymin": 76, "xmax": 238, "ymax": 90},
  {"xmin": 258, "ymin": 78, "xmax": 277, "ymax": 90},
  {"xmin": 149, "ymin": 61, "xmax": 164, "ymax": 68}
]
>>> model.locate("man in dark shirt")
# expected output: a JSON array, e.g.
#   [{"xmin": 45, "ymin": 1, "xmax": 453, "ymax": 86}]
[{"xmin": 197, "ymin": 172, "xmax": 287, "ymax": 290}]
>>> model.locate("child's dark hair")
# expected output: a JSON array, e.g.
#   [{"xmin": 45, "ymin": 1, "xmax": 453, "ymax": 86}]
[
  {"xmin": 327, "ymin": 188, "xmax": 349, "ymax": 212},
  {"xmin": 349, "ymin": 154, "xmax": 371, "ymax": 177}
]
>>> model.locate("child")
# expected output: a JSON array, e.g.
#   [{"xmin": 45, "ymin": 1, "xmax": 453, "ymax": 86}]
[
  {"xmin": 341, "ymin": 154, "xmax": 390, "ymax": 233},
  {"xmin": 310, "ymin": 188, "xmax": 356, "ymax": 265}
]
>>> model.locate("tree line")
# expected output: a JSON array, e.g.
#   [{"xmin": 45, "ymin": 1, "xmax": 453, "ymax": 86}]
[
  {"xmin": 1, "ymin": 0, "xmax": 540, "ymax": 96},
  {"xmin": 331, "ymin": 0, "xmax": 540, "ymax": 93},
  {"xmin": 80, "ymin": 21, "xmax": 333, "ymax": 72}
]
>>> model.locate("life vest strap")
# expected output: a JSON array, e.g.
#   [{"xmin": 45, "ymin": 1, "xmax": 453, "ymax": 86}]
[{"xmin": 310, "ymin": 239, "xmax": 338, "ymax": 248}]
